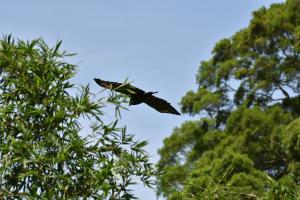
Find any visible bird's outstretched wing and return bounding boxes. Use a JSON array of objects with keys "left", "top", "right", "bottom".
[
  {"left": 94, "top": 78, "right": 145, "bottom": 96},
  {"left": 143, "top": 95, "right": 181, "bottom": 115}
]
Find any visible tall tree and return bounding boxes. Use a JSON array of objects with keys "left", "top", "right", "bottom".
[
  {"left": 157, "top": 0, "right": 300, "bottom": 199},
  {"left": 0, "top": 36, "right": 156, "bottom": 199}
]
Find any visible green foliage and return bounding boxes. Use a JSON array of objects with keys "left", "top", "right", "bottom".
[
  {"left": 283, "top": 118, "right": 300, "bottom": 161},
  {"left": 0, "top": 35, "right": 156, "bottom": 199},
  {"left": 181, "top": 0, "right": 300, "bottom": 125},
  {"left": 157, "top": 0, "right": 300, "bottom": 199}
]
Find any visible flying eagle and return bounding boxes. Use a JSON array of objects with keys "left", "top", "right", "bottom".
[{"left": 94, "top": 78, "right": 181, "bottom": 115}]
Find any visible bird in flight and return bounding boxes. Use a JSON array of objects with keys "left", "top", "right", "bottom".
[{"left": 94, "top": 78, "right": 181, "bottom": 115}]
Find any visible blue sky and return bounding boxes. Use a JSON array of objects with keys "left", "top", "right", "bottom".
[{"left": 1, "top": 1, "right": 284, "bottom": 199}]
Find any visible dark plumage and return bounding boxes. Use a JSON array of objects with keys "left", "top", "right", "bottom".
[{"left": 94, "top": 78, "right": 181, "bottom": 115}]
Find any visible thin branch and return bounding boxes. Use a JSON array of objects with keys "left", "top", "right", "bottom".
[{"left": 278, "top": 85, "right": 290, "bottom": 98}]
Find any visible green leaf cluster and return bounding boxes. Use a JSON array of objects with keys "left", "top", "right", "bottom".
[
  {"left": 0, "top": 35, "right": 156, "bottom": 199},
  {"left": 157, "top": 0, "right": 300, "bottom": 199}
]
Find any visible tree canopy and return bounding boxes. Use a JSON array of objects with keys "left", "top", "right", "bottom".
[
  {"left": 157, "top": 0, "right": 300, "bottom": 199},
  {"left": 0, "top": 36, "right": 156, "bottom": 199}
]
